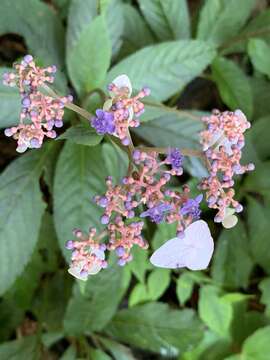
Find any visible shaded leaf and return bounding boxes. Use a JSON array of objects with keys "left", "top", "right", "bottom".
[
  {"left": 259, "top": 278, "right": 270, "bottom": 317},
  {"left": 212, "top": 57, "right": 253, "bottom": 118},
  {"left": 147, "top": 268, "right": 170, "bottom": 301},
  {"left": 64, "top": 265, "right": 126, "bottom": 335},
  {"left": 98, "top": 337, "right": 136, "bottom": 360},
  {"left": 107, "top": 40, "right": 216, "bottom": 101},
  {"left": 106, "top": 302, "right": 203, "bottom": 356},
  {"left": 138, "top": 0, "right": 190, "bottom": 41},
  {"left": 0, "top": 336, "right": 39, "bottom": 360},
  {"left": 0, "top": 68, "right": 20, "bottom": 128},
  {"left": 248, "top": 38, "right": 270, "bottom": 78},
  {"left": 241, "top": 326, "right": 270, "bottom": 360},
  {"left": 211, "top": 220, "right": 254, "bottom": 289},
  {"left": 57, "top": 124, "right": 103, "bottom": 146},
  {"left": 197, "top": 0, "right": 256, "bottom": 46},
  {"left": 0, "top": 148, "right": 50, "bottom": 295},
  {"left": 54, "top": 142, "right": 128, "bottom": 259}
]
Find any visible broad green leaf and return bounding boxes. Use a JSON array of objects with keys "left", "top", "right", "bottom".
[
  {"left": 67, "top": 14, "right": 111, "bottom": 96},
  {"left": 0, "top": 336, "right": 39, "bottom": 360},
  {"left": 241, "top": 9, "right": 270, "bottom": 45},
  {"left": 60, "top": 345, "right": 77, "bottom": 360},
  {"left": 119, "top": 4, "right": 154, "bottom": 58},
  {"left": 138, "top": 0, "right": 190, "bottom": 40},
  {"left": 0, "top": 299, "right": 23, "bottom": 342},
  {"left": 198, "top": 286, "right": 233, "bottom": 337},
  {"left": 102, "top": 142, "right": 129, "bottom": 184},
  {"left": 33, "top": 272, "right": 73, "bottom": 331},
  {"left": 89, "top": 348, "right": 112, "bottom": 360},
  {"left": 181, "top": 330, "right": 232, "bottom": 360},
  {"left": 248, "top": 39, "right": 270, "bottom": 78},
  {"left": 0, "top": 0, "right": 65, "bottom": 68},
  {"left": 176, "top": 272, "right": 195, "bottom": 305},
  {"left": 197, "top": 0, "right": 256, "bottom": 46},
  {"left": 129, "top": 283, "right": 149, "bottom": 307},
  {"left": 103, "top": 0, "right": 124, "bottom": 58},
  {"left": 211, "top": 220, "right": 254, "bottom": 289},
  {"left": 4, "top": 212, "right": 59, "bottom": 310},
  {"left": 57, "top": 124, "right": 103, "bottom": 146},
  {"left": 107, "top": 40, "right": 216, "bottom": 101},
  {"left": 127, "top": 246, "right": 150, "bottom": 283},
  {"left": 259, "top": 278, "right": 270, "bottom": 316},
  {"left": 133, "top": 111, "right": 203, "bottom": 149},
  {"left": 66, "top": 0, "right": 97, "bottom": 50},
  {"left": 53, "top": 0, "right": 71, "bottom": 19},
  {"left": 244, "top": 162, "right": 270, "bottom": 197},
  {"left": 242, "top": 326, "right": 270, "bottom": 360},
  {"left": 106, "top": 302, "right": 203, "bottom": 356},
  {"left": 247, "top": 197, "right": 270, "bottom": 273},
  {"left": 64, "top": 265, "right": 126, "bottom": 335},
  {"left": 0, "top": 68, "right": 20, "bottom": 128},
  {"left": 42, "top": 332, "right": 64, "bottom": 348},
  {"left": 0, "top": 148, "right": 50, "bottom": 295},
  {"left": 251, "top": 116, "right": 270, "bottom": 160},
  {"left": 98, "top": 337, "right": 136, "bottom": 360},
  {"left": 212, "top": 57, "right": 253, "bottom": 118},
  {"left": 54, "top": 142, "right": 128, "bottom": 259},
  {"left": 152, "top": 222, "right": 177, "bottom": 250},
  {"left": 147, "top": 268, "right": 170, "bottom": 301},
  {"left": 251, "top": 77, "right": 270, "bottom": 119}
]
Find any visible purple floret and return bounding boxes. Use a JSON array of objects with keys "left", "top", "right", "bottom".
[
  {"left": 140, "top": 203, "right": 172, "bottom": 223},
  {"left": 166, "top": 148, "right": 183, "bottom": 170},
  {"left": 91, "top": 109, "right": 115, "bottom": 135},
  {"left": 180, "top": 194, "right": 203, "bottom": 220}
]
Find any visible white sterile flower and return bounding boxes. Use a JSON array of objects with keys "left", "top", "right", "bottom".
[
  {"left": 222, "top": 208, "right": 238, "bottom": 229},
  {"left": 110, "top": 74, "right": 132, "bottom": 98}
]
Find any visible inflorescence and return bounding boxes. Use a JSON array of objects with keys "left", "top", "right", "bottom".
[
  {"left": 3, "top": 55, "right": 72, "bottom": 152},
  {"left": 2, "top": 56, "right": 255, "bottom": 280}
]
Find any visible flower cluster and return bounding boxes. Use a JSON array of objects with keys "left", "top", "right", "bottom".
[
  {"left": 91, "top": 75, "right": 150, "bottom": 145},
  {"left": 199, "top": 109, "right": 254, "bottom": 228},
  {"left": 3, "top": 55, "right": 72, "bottom": 152},
  {"left": 65, "top": 228, "right": 107, "bottom": 281}
]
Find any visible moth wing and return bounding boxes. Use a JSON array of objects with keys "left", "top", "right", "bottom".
[
  {"left": 150, "top": 237, "right": 189, "bottom": 269},
  {"left": 184, "top": 220, "right": 214, "bottom": 270}
]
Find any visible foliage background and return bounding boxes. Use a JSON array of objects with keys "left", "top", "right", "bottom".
[{"left": 0, "top": 0, "right": 270, "bottom": 359}]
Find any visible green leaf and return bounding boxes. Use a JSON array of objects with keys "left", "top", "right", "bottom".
[
  {"left": 103, "top": 0, "right": 124, "bottom": 58},
  {"left": 57, "top": 124, "right": 103, "bottom": 146},
  {"left": 134, "top": 111, "right": 203, "bottom": 149},
  {"left": 106, "top": 302, "right": 203, "bottom": 356},
  {"left": 251, "top": 77, "right": 270, "bottom": 119},
  {"left": 244, "top": 162, "right": 270, "bottom": 198},
  {"left": 0, "top": 0, "right": 65, "bottom": 68},
  {"left": 98, "top": 337, "right": 136, "bottom": 360},
  {"left": 107, "top": 40, "right": 216, "bottom": 101},
  {"left": 67, "top": 14, "right": 111, "bottom": 96},
  {"left": 0, "top": 68, "right": 20, "bottom": 128},
  {"left": 33, "top": 272, "right": 73, "bottom": 331},
  {"left": 197, "top": 0, "right": 256, "bottom": 46},
  {"left": 54, "top": 142, "right": 128, "bottom": 259},
  {"left": 127, "top": 246, "right": 150, "bottom": 283},
  {"left": 176, "top": 272, "right": 195, "bottom": 305},
  {"left": 152, "top": 222, "right": 177, "bottom": 250},
  {"left": 129, "top": 283, "right": 149, "bottom": 307},
  {"left": 89, "top": 348, "right": 112, "bottom": 360},
  {"left": 251, "top": 116, "right": 270, "bottom": 160},
  {"left": 119, "top": 4, "right": 154, "bottom": 58},
  {"left": 247, "top": 197, "right": 270, "bottom": 273},
  {"left": 198, "top": 286, "right": 233, "bottom": 337},
  {"left": 259, "top": 278, "right": 270, "bottom": 316},
  {"left": 0, "top": 336, "right": 40, "bottom": 360},
  {"left": 60, "top": 345, "right": 77, "bottom": 360},
  {"left": 211, "top": 220, "right": 254, "bottom": 289},
  {"left": 248, "top": 38, "right": 270, "bottom": 78},
  {"left": 212, "top": 57, "right": 253, "bottom": 118},
  {"left": 0, "top": 148, "right": 50, "bottom": 295},
  {"left": 138, "top": 0, "right": 190, "bottom": 41},
  {"left": 147, "top": 268, "right": 170, "bottom": 301},
  {"left": 4, "top": 212, "right": 59, "bottom": 310},
  {"left": 64, "top": 265, "right": 126, "bottom": 335},
  {"left": 241, "top": 326, "right": 270, "bottom": 360}
]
